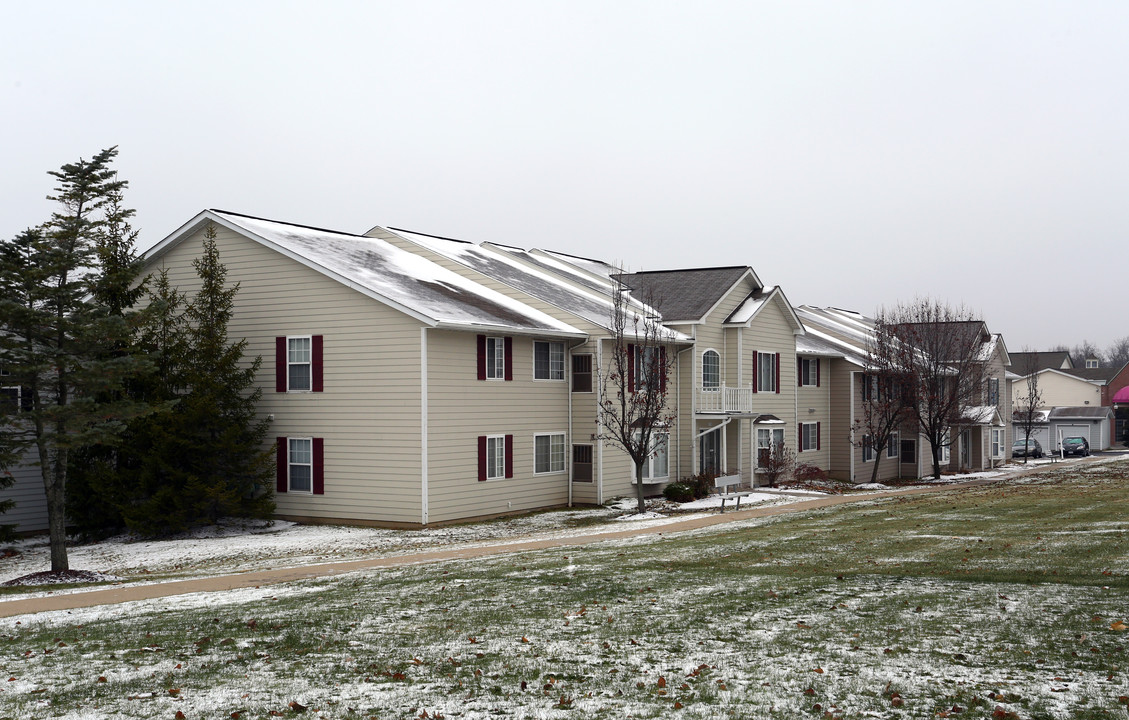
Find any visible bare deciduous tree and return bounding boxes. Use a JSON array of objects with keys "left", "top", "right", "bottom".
[
  {"left": 1105, "top": 336, "right": 1129, "bottom": 370},
  {"left": 760, "top": 439, "right": 796, "bottom": 488},
  {"left": 875, "top": 299, "right": 994, "bottom": 479},
  {"left": 853, "top": 325, "right": 913, "bottom": 483},
  {"left": 597, "top": 277, "right": 676, "bottom": 514},
  {"left": 1012, "top": 348, "right": 1044, "bottom": 464}
]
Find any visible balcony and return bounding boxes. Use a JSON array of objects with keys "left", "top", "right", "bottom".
[{"left": 697, "top": 385, "right": 756, "bottom": 414}]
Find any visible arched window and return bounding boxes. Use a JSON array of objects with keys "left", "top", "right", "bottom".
[{"left": 702, "top": 350, "right": 720, "bottom": 389}]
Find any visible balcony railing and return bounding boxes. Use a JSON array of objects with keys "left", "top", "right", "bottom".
[{"left": 697, "top": 385, "right": 756, "bottom": 413}]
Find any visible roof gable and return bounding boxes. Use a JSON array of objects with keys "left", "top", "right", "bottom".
[{"left": 614, "top": 266, "right": 760, "bottom": 322}]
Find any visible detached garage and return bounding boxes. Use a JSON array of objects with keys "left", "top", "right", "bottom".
[{"left": 1048, "top": 407, "right": 1113, "bottom": 452}]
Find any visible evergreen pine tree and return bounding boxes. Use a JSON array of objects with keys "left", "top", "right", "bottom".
[
  {"left": 117, "top": 225, "right": 274, "bottom": 535},
  {"left": 0, "top": 148, "right": 152, "bottom": 570}
]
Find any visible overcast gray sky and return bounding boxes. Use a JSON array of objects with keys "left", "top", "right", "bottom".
[{"left": 3, "top": 1, "right": 1126, "bottom": 352}]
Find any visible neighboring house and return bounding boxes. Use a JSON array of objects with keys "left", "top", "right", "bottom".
[
  {"left": 1009, "top": 351, "right": 1074, "bottom": 373},
  {"left": 794, "top": 307, "right": 1012, "bottom": 480},
  {"left": 1013, "top": 407, "right": 1114, "bottom": 453},
  {"left": 1012, "top": 361, "right": 1129, "bottom": 446},
  {"left": 0, "top": 372, "right": 48, "bottom": 534}
]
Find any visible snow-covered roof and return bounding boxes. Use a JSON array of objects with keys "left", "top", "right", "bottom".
[
  {"left": 145, "top": 211, "right": 585, "bottom": 337},
  {"left": 960, "top": 405, "right": 1005, "bottom": 426},
  {"left": 385, "top": 227, "right": 629, "bottom": 330}
]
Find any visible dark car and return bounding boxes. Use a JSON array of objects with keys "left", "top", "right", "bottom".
[
  {"left": 1061, "top": 436, "right": 1090, "bottom": 457},
  {"left": 1012, "top": 438, "right": 1043, "bottom": 458}
]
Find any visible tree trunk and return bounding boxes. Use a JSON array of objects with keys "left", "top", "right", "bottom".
[
  {"left": 870, "top": 453, "right": 882, "bottom": 484},
  {"left": 635, "top": 461, "right": 646, "bottom": 514},
  {"left": 42, "top": 444, "right": 70, "bottom": 572},
  {"left": 930, "top": 443, "right": 942, "bottom": 480}
]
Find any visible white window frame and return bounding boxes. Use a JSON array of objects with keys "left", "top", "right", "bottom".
[
  {"left": 757, "top": 427, "right": 785, "bottom": 467},
  {"left": 287, "top": 336, "right": 312, "bottom": 392},
  {"left": 631, "top": 430, "right": 669, "bottom": 480},
  {"left": 288, "top": 437, "right": 314, "bottom": 493},
  {"left": 862, "top": 434, "right": 874, "bottom": 462},
  {"left": 486, "top": 337, "right": 505, "bottom": 380},
  {"left": 486, "top": 435, "right": 506, "bottom": 479},
  {"left": 887, "top": 432, "right": 899, "bottom": 459},
  {"left": 534, "top": 432, "right": 567, "bottom": 474},
  {"left": 757, "top": 352, "right": 776, "bottom": 392},
  {"left": 939, "top": 430, "right": 951, "bottom": 464},
  {"left": 799, "top": 358, "right": 818, "bottom": 387},
  {"left": 635, "top": 346, "right": 661, "bottom": 392},
  {"left": 800, "top": 422, "right": 818, "bottom": 452},
  {"left": 702, "top": 349, "right": 720, "bottom": 390},
  {"left": 990, "top": 428, "right": 1004, "bottom": 459},
  {"left": 987, "top": 377, "right": 1000, "bottom": 406},
  {"left": 533, "top": 341, "right": 565, "bottom": 381}
]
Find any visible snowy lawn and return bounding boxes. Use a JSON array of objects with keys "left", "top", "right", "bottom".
[{"left": 1, "top": 459, "right": 1127, "bottom": 718}]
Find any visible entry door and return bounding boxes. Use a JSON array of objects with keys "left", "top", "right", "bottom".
[
  {"left": 700, "top": 429, "right": 721, "bottom": 474},
  {"left": 900, "top": 438, "right": 916, "bottom": 465},
  {"left": 960, "top": 429, "right": 971, "bottom": 467}
]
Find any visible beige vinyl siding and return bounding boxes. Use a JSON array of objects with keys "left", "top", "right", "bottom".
[
  {"left": 145, "top": 225, "right": 424, "bottom": 525},
  {"left": 426, "top": 330, "right": 572, "bottom": 523},
  {"left": 827, "top": 360, "right": 856, "bottom": 481},
  {"left": 1015, "top": 371, "right": 1102, "bottom": 408},
  {"left": 0, "top": 448, "right": 48, "bottom": 533},
  {"left": 568, "top": 340, "right": 601, "bottom": 505},
  {"left": 741, "top": 299, "right": 798, "bottom": 486},
  {"left": 796, "top": 357, "right": 832, "bottom": 471}
]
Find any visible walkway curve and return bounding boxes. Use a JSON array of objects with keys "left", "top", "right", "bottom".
[{"left": 0, "top": 462, "right": 1081, "bottom": 618}]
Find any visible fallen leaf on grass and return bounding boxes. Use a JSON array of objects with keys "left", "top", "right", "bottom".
[
  {"left": 289, "top": 700, "right": 307, "bottom": 712},
  {"left": 1111, "top": 621, "right": 1127, "bottom": 632},
  {"left": 813, "top": 668, "right": 824, "bottom": 674}
]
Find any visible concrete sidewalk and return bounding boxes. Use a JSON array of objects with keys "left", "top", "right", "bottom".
[{"left": 0, "top": 472, "right": 1036, "bottom": 619}]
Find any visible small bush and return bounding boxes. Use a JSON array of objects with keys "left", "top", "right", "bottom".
[
  {"left": 794, "top": 464, "right": 828, "bottom": 483},
  {"left": 662, "top": 482, "right": 696, "bottom": 503},
  {"left": 685, "top": 472, "right": 716, "bottom": 499}
]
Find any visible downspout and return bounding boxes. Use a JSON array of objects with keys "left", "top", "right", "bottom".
[
  {"left": 849, "top": 370, "right": 856, "bottom": 483},
  {"left": 420, "top": 327, "right": 429, "bottom": 525},
  {"left": 596, "top": 336, "right": 605, "bottom": 505},
  {"left": 566, "top": 337, "right": 589, "bottom": 508}
]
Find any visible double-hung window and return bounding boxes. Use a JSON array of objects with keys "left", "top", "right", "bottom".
[
  {"left": 862, "top": 434, "right": 874, "bottom": 462},
  {"left": 534, "top": 433, "right": 566, "bottom": 474},
  {"left": 634, "top": 346, "right": 661, "bottom": 392},
  {"left": 800, "top": 422, "right": 820, "bottom": 452},
  {"left": 799, "top": 358, "right": 820, "bottom": 387},
  {"left": 887, "top": 432, "right": 899, "bottom": 459},
  {"left": 987, "top": 377, "right": 1000, "bottom": 406},
  {"left": 276, "top": 335, "right": 323, "bottom": 392},
  {"left": 276, "top": 435, "right": 324, "bottom": 494},
  {"left": 990, "top": 428, "right": 1004, "bottom": 459},
  {"left": 754, "top": 351, "right": 778, "bottom": 393},
  {"left": 477, "top": 335, "right": 512, "bottom": 381},
  {"left": 571, "top": 354, "right": 593, "bottom": 392},
  {"left": 478, "top": 434, "right": 513, "bottom": 480},
  {"left": 534, "top": 341, "right": 565, "bottom": 380}
]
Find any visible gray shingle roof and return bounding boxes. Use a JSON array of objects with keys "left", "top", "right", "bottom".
[
  {"left": 1062, "top": 367, "right": 1120, "bottom": 383},
  {"left": 614, "top": 267, "right": 753, "bottom": 322},
  {"left": 1011, "top": 351, "right": 1073, "bottom": 373},
  {"left": 1048, "top": 406, "right": 1114, "bottom": 419}
]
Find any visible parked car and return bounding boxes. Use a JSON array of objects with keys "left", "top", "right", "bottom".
[
  {"left": 1061, "top": 436, "right": 1090, "bottom": 457},
  {"left": 1012, "top": 438, "right": 1043, "bottom": 458}
]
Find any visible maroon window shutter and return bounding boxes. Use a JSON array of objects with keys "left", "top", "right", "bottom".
[
  {"left": 775, "top": 353, "right": 781, "bottom": 394},
  {"left": 276, "top": 437, "right": 288, "bottom": 493},
  {"left": 627, "top": 344, "right": 636, "bottom": 393},
  {"left": 312, "top": 437, "right": 324, "bottom": 495},
  {"left": 659, "top": 347, "right": 667, "bottom": 393},
  {"left": 477, "top": 335, "right": 486, "bottom": 381},
  {"left": 312, "top": 335, "right": 324, "bottom": 392},
  {"left": 817, "top": 422, "right": 822, "bottom": 450},
  {"left": 505, "top": 434, "right": 514, "bottom": 478},
  {"left": 752, "top": 351, "right": 759, "bottom": 393},
  {"left": 275, "top": 337, "right": 287, "bottom": 392},
  {"left": 798, "top": 423, "right": 802, "bottom": 447},
  {"left": 816, "top": 359, "right": 821, "bottom": 387},
  {"left": 504, "top": 337, "right": 513, "bottom": 381},
  {"left": 478, "top": 436, "right": 487, "bottom": 481}
]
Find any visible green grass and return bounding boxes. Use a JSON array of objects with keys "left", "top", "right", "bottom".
[{"left": 2, "top": 461, "right": 1128, "bottom": 719}]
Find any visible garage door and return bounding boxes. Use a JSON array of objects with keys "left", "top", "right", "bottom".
[
  {"left": 1056, "top": 424, "right": 1089, "bottom": 448},
  {"left": 1013, "top": 426, "right": 1049, "bottom": 454}
]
